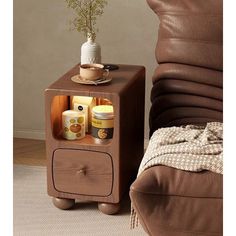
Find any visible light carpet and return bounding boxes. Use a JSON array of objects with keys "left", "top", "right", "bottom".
[{"left": 13, "top": 165, "right": 146, "bottom": 236}]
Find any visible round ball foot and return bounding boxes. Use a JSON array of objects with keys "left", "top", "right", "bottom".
[
  {"left": 98, "top": 202, "right": 120, "bottom": 215},
  {"left": 52, "top": 197, "right": 75, "bottom": 210}
]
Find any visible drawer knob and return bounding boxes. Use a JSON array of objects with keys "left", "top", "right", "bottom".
[{"left": 77, "top": 169, "right": 86, "bottom": 175}]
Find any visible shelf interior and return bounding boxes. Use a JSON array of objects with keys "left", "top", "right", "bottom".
[{"left": 50, "top": 95, "right": 114, "bottom": 144}]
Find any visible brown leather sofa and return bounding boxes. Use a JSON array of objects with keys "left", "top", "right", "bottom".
[{"left": 130, "top": 0, "right": 223, "bottom": 235}]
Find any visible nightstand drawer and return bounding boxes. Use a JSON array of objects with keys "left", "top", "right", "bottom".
[{"left": 52, "top": 149, "right": 113, "bottom": 196}]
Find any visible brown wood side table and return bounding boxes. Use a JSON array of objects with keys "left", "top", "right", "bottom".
[{"left": 45, "top": 64, "right": 145, "bottom": 214}]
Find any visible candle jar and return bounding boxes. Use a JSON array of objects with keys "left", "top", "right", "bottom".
[
  {"left": 91, "top": 105, "right": 114, "bottom": 143},
  {"left": 62, "top": 110, "right": 85, "bottom": 140}
]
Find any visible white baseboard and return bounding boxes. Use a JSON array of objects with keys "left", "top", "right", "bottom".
[
  {"left": 14, "top": 129, "right": 45, "bottom": 140},
  {"left": 144, "top": 138, "right": 149, "bottom": 149}
]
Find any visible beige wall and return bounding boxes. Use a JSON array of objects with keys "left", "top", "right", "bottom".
[{"left": 14, "top": 0, "right": 158, "bottom": 140}]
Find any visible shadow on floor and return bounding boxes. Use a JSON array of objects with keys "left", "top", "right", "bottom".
[{"left": 71, "top": 192, "right": 132, "bottom": 215}]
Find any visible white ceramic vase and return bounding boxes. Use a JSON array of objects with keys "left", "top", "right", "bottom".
[{"left": 81, "top": 37, "right": 101, "bottom": 64}]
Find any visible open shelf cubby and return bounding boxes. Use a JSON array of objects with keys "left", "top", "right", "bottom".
[{"left": 50, "top": 95, "right": 114, "bottom": 146}]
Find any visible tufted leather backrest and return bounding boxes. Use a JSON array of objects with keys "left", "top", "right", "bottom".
[
  {"left": 147, "top": 0, "right": 223, "bottom": 136},
  {"left": 147, "top": 0, "right": 223, "bottom": 70}
]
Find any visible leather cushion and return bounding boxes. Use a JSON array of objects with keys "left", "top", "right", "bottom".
[
  {"left": 130, "top": 190, "right": 223, "bottom": 236},
  {"left": 130, "top": 166, "right": 223, "bottom": 235},
  {"left": 149, "top": 107, "right": 222, "bottom": 135},
  {"left": 131, "top": 166, "right": 222, "bottom": 198},
  {"left": 151, "top": 79, "right": 223, "bottom": 101},
  {"left": 147, "top": 0, "right": 223, "bottom": 70},
  {"left": 150, "top": 94, "right": 223, "bottom": 117},
  {"left": 152, "top": 63, "right": 223, "bottom": 88}
]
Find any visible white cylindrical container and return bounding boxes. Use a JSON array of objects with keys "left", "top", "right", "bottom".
[
  {"left": 81, "top": 37, "right": 101, "bottom": 64},
  {"left": 62, "top": 110, "right": 85, "bottom": 140}
]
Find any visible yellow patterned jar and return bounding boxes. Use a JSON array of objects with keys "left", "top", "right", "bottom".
[
  {"left": 92, "top": 105, "right": 114, "bottom": 143},
  {"left": 62, "top": 110, "right": 85, "bottom": 140}
]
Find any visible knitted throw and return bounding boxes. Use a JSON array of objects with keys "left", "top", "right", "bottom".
[{"left": 131, "top": 122, "right": 223, "bottom": 228}]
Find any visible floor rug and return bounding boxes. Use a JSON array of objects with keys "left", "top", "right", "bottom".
[{"left": 13, "top": 165, "right": 146, "bottom": 235}]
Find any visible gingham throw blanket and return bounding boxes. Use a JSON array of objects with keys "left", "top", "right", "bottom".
[{"left": 131, "top": 122, "right": 223, "bottom": 228}]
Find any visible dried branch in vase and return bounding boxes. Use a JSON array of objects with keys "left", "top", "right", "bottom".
[{"left": 66, "top": 0, "right": 108, "bottom": 41}]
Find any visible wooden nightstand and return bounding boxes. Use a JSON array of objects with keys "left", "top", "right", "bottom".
[{"left": 45, "top": 64, "right": 145, "bottom": 214}]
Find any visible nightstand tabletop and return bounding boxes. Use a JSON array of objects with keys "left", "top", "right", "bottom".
[{"left": 46, "top": 64, "right": 145, "bottom": 96}]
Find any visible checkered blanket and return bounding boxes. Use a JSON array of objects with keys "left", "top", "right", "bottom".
[{"left": 131, "top": 122, "right": 223, "bottom": 228}]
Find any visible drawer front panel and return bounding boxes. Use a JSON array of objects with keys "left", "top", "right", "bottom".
[{"left": 53, "top": 149, "right": 113, "bottom": 196}]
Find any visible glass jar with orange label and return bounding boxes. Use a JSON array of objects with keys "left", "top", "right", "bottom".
[{"left": 91, "top": 105, "right": 114, "bottom": 143}]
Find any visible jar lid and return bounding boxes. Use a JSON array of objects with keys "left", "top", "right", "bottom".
[
  {"left": 92, "top": 105, "right": 114, "bottom": 119},
  {"left": 62, "top": 110, "right": 81, "bottom": 117}
]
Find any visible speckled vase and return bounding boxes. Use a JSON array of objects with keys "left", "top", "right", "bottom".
[{"left": 81, "top": 37, "right": 101, "bottom": 64}]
